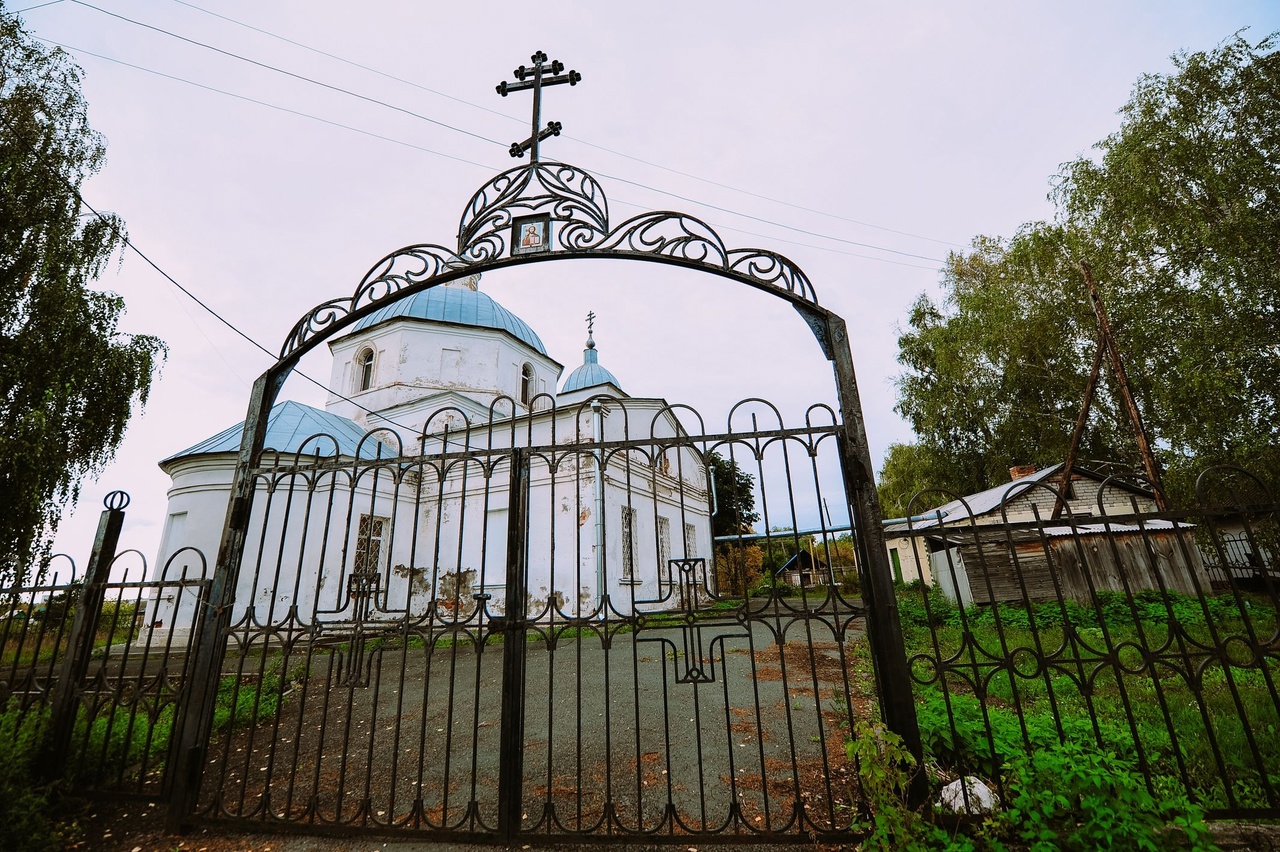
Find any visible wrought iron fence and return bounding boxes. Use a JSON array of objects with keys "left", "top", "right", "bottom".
[
  {"left": 0, "top": 494, "right": 209, "bottom": 800},
  {"left": 894, "top": 466, "right": 1280, "bottom": 819}
]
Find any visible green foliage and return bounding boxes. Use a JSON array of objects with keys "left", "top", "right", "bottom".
[
  {"left": 888, "top": 32, "right": 1280, "bottom": 503},
  {"left": 213, "top": 670, "right": 282, "bottom": 731},
  {"left": 1003, "top": 741, "right": 1215, "bottom": 851},
  {"left": 894, "top": 581, "right": 957, "bottom": 632},
  {"left": 847, "top": 720, "right": 1217, "bottom": 851},
  {"left": 846, "top": 721, "right": 982, "bottom": 851},
  {"left": 917, "top": 690, "right": 1137, "bottom": 779},
  {"left": 71, "top": 702, "right": 174, "bottom": 782},
  {"left": 707, "top": 451, "right": 760, "bottom": 537},
  {"left": 0, "top": 10, "right": 165, "bottom": 584},
  {"left": 0, "top": 704, "right": 60, "bottom": 852}
]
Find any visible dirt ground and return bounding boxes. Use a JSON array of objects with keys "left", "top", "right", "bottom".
[{"left": 61, "top": 795, "right": 839, "bottom": 852}]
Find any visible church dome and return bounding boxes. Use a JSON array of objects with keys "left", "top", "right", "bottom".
[
  {"left": 351, "top": 277, "right": 547, "bottom": 355},
  {"left": 562, "top": 329, "right": 622, "bottom": 393}
]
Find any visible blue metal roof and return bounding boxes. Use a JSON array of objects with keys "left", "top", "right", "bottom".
[
  {"left": 351, "top": 286, "right": 547, "bottom": 355},
  {"left": 162, "top": 401, "right": 391, "bottom": 464},
  {"left": 562, "top": 345, "right": 622, "bottom": 393}
]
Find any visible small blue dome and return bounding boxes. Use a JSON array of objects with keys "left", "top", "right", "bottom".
[
  {"left": 563, "top": 341, "right": 622, "bottom": 393},
  {"left": 351, "top": 284, "right": 546, "bottom": 355}
]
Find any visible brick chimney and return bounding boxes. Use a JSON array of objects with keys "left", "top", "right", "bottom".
[{"left": 1009, "top": 464, "right": 1037, "bottom": 481}]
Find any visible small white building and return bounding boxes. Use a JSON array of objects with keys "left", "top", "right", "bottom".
[{"left": 148, "top": 276, "right": 713, "bottom": 631}]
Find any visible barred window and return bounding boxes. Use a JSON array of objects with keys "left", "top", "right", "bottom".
[
  {"left": 621, "top": 506, "right": 636, "bottom": 580},
  {"left": 657, "top": 516, "right": 671, "bottom": 580},
  {"left": 353, "top": 514, "right": 388, "bottom": 574},
  {"left": 684, "top": 522, "right": 697, "bottom": 558}
]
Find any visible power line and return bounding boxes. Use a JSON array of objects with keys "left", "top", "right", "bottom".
[
  {"left": 71, "top": 0, "right": 957, "bottom": 258},
  {"left": 46, "top": 37, "right": 946, "bottom": 271},
  {"left": 0, "top": 112, "right": 421, "bottom": 434},
  {"left": 10, "top": 0, "right": 66, "bottom": 13},
  {"left": 37, "top": 38, "right": 498, "bottom": 173},
  {"left": 67, "top": 0, "right": 508, "bottom": 150},
  {"left": 596, "top": 170, "right": 946, "bottom": 263},
  {"left": 166, "top": 0, "right": 962, "bottom": 250},
  {"left": 167, "top": 0, "right": 521, "bottom": 126}
]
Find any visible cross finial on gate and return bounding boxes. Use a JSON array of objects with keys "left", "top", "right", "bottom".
[{"left": 496, "top": 50, "right": 581, "bottom": 163}]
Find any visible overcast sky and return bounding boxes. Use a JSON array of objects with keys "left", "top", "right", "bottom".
[{"left": 9, "top": 0, "right": 1278, "bottom": 567}]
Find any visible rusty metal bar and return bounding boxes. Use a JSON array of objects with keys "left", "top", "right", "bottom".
[
  {"left": 825, "top": 312, "right": 926, "bottom": 803},
  {"left": 166, "top": 369, "right": 287, "bottom": 832},
  {"left": 44, "top": 492, "right": 127, "bottom": 779},
  {"left": 497, "top": 448, "right": 530, "bottom": 839}
]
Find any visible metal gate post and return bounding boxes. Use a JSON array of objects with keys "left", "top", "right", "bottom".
[
  {"left": 825, "top": 314, "right": 925, "bottom": 798},
  {"left": 166, "top": 371, "right": 284, "bottom": 831},
  {"left": 45, "top": 491, "right": 128, "bottom": 779},
  {"left": 497, "top": 448, "right": 530, "bottom": 839}
]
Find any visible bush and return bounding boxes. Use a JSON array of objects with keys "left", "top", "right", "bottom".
[
  {"left": 0, "top": 703, "right": 60, "bottom": 852},
  {"left": 1002, "top": 740, "right": 1215, "bottom": 851},
  {"left": 846, "top": 721, "right": 1217, "bottom": 851},
  {"left": 895, "top": 581, "right": 956, "bottom": 630}
]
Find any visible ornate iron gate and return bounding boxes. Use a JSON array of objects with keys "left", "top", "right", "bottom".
[
  {"left": 187, "top": 400, "right": 878, "bottom": 842},
  {"left": 167, "top": 51, "right": 916, "bottom": 844}
]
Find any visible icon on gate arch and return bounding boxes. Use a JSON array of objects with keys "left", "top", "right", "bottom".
[{"left": 511, "top": 214, "right": 551, "bottom": 255}]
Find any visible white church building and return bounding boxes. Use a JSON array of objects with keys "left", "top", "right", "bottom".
[{"left": 147, "top": 275, "right": 713, "bottom": 632}]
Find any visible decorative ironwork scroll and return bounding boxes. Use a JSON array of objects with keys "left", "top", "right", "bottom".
[{"left": 277, "top": 160, "right": 820, "bottom": 363}]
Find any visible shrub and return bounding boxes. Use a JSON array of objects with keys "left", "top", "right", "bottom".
[
  {"left": 1002, "top": 740, "right": 1215, "bottom": 851},
  {"left": 0, "top": 703, "right": 60, "bottom": 852}
]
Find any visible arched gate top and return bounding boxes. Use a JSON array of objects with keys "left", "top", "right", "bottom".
[{"left": 278, "top": 160, "right": 831, "bottom": 371}]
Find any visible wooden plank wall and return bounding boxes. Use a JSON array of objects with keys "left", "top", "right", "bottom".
[{"left": 963, "top": 531, "right": 1209, "bottom": 605}]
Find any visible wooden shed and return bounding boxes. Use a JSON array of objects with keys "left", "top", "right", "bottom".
[{"left": 932, "top": 521, "right": 1209, "bottom": 607}]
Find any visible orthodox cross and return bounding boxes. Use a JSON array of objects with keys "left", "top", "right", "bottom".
[
  {"left": 586, "top": 310, "right": 595, "bottom": 337},
  {"left": 496, "top": 51, "right": 581, "bottom": 162}
]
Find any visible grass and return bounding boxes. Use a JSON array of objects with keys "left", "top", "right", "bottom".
[{"left": 895, "top": 581, "right": 1280, "bottom": 811}]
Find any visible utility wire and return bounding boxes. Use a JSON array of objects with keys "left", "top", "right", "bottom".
[
  {"left": 167, "top": 0, "right": 963, "bottom": 250},
  {"left": 11, "top": 0, "right": 66, "bottom": 13},
  {"left": 167, "top": 0, "right": 521, "bottom": 125},
  {"left": 64, "top": 0, "right": 950, "bottom": 262},
  {"left": 38, "top": 39, "right": 498, "bottom": 173},
  {"left": 595, "top": 169, "right": 946, "bottom": 263},
  {"left": 44, "top": 37, "right": 946, "bottom": 271},
  {"left": 67, "top": 0, "right": 508, "bottom": 149},
  {"left": 0, "top": 112, "right": 421, "bottom": 434}
]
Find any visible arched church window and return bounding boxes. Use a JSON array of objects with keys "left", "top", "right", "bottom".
[
  {"left": 357, "top": 348, "right": 375, "bottom": 391},
  {"left": 521, "top": 363, "right": 535, "bottom": 405}
]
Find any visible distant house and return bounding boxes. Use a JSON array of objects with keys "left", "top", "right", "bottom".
[
  {"left": 775, "top": 550, "right": 828, "bottom": 589},
  {"left": 883, "top": 464, "right": 1209, "bottom": 607}
]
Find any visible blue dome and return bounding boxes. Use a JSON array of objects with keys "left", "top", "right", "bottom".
[
  {"left": 351, "top": 285, "right": 546, "bottom": 355},
  {"left": 563, "top": 344, "right": 622, "bottom": 393}
]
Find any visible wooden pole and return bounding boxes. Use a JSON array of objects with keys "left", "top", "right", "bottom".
[
  {"left": 1079, "top": 261, "right": 1169, "bottom": 510},
  {"left": 1053, "top": 335, "right": 1104, "bottom": 519}
]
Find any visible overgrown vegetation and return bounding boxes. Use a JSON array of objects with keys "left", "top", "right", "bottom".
[
  {"left": 0, "top": 705, "right": 60, "bottom": 852},
  {"left": 894, "top": 581, "right": 1280, "bottom": 813},
  {"left": 847, "top": 720, "right": 1217, "bottom": 851},
  {"left": 0, "top": 663, "right": 288, "bottom": 851}
]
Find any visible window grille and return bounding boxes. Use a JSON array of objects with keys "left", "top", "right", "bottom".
[
  {"left": 353, "top": 514, "right": 388, "bottom": 574},
  {"left": 621, "top": 507, "right": 636, "bottom": 580}
]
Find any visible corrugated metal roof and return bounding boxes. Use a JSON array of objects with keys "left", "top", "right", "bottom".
[
  {"left": 161, "top": 400, "right": 389, "bottom": 464},
  {"left": 350, "top": 286, "right": 547, "bottom": 354},
  {"left": 883, "top": 463, "right": 1156, "bottom": 534},
  {"left": 884, "top": 465, "right": 1067, "bottom": 534},
  {"left": 562, "top": 344, "right": 622, "bottom": 393}
]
